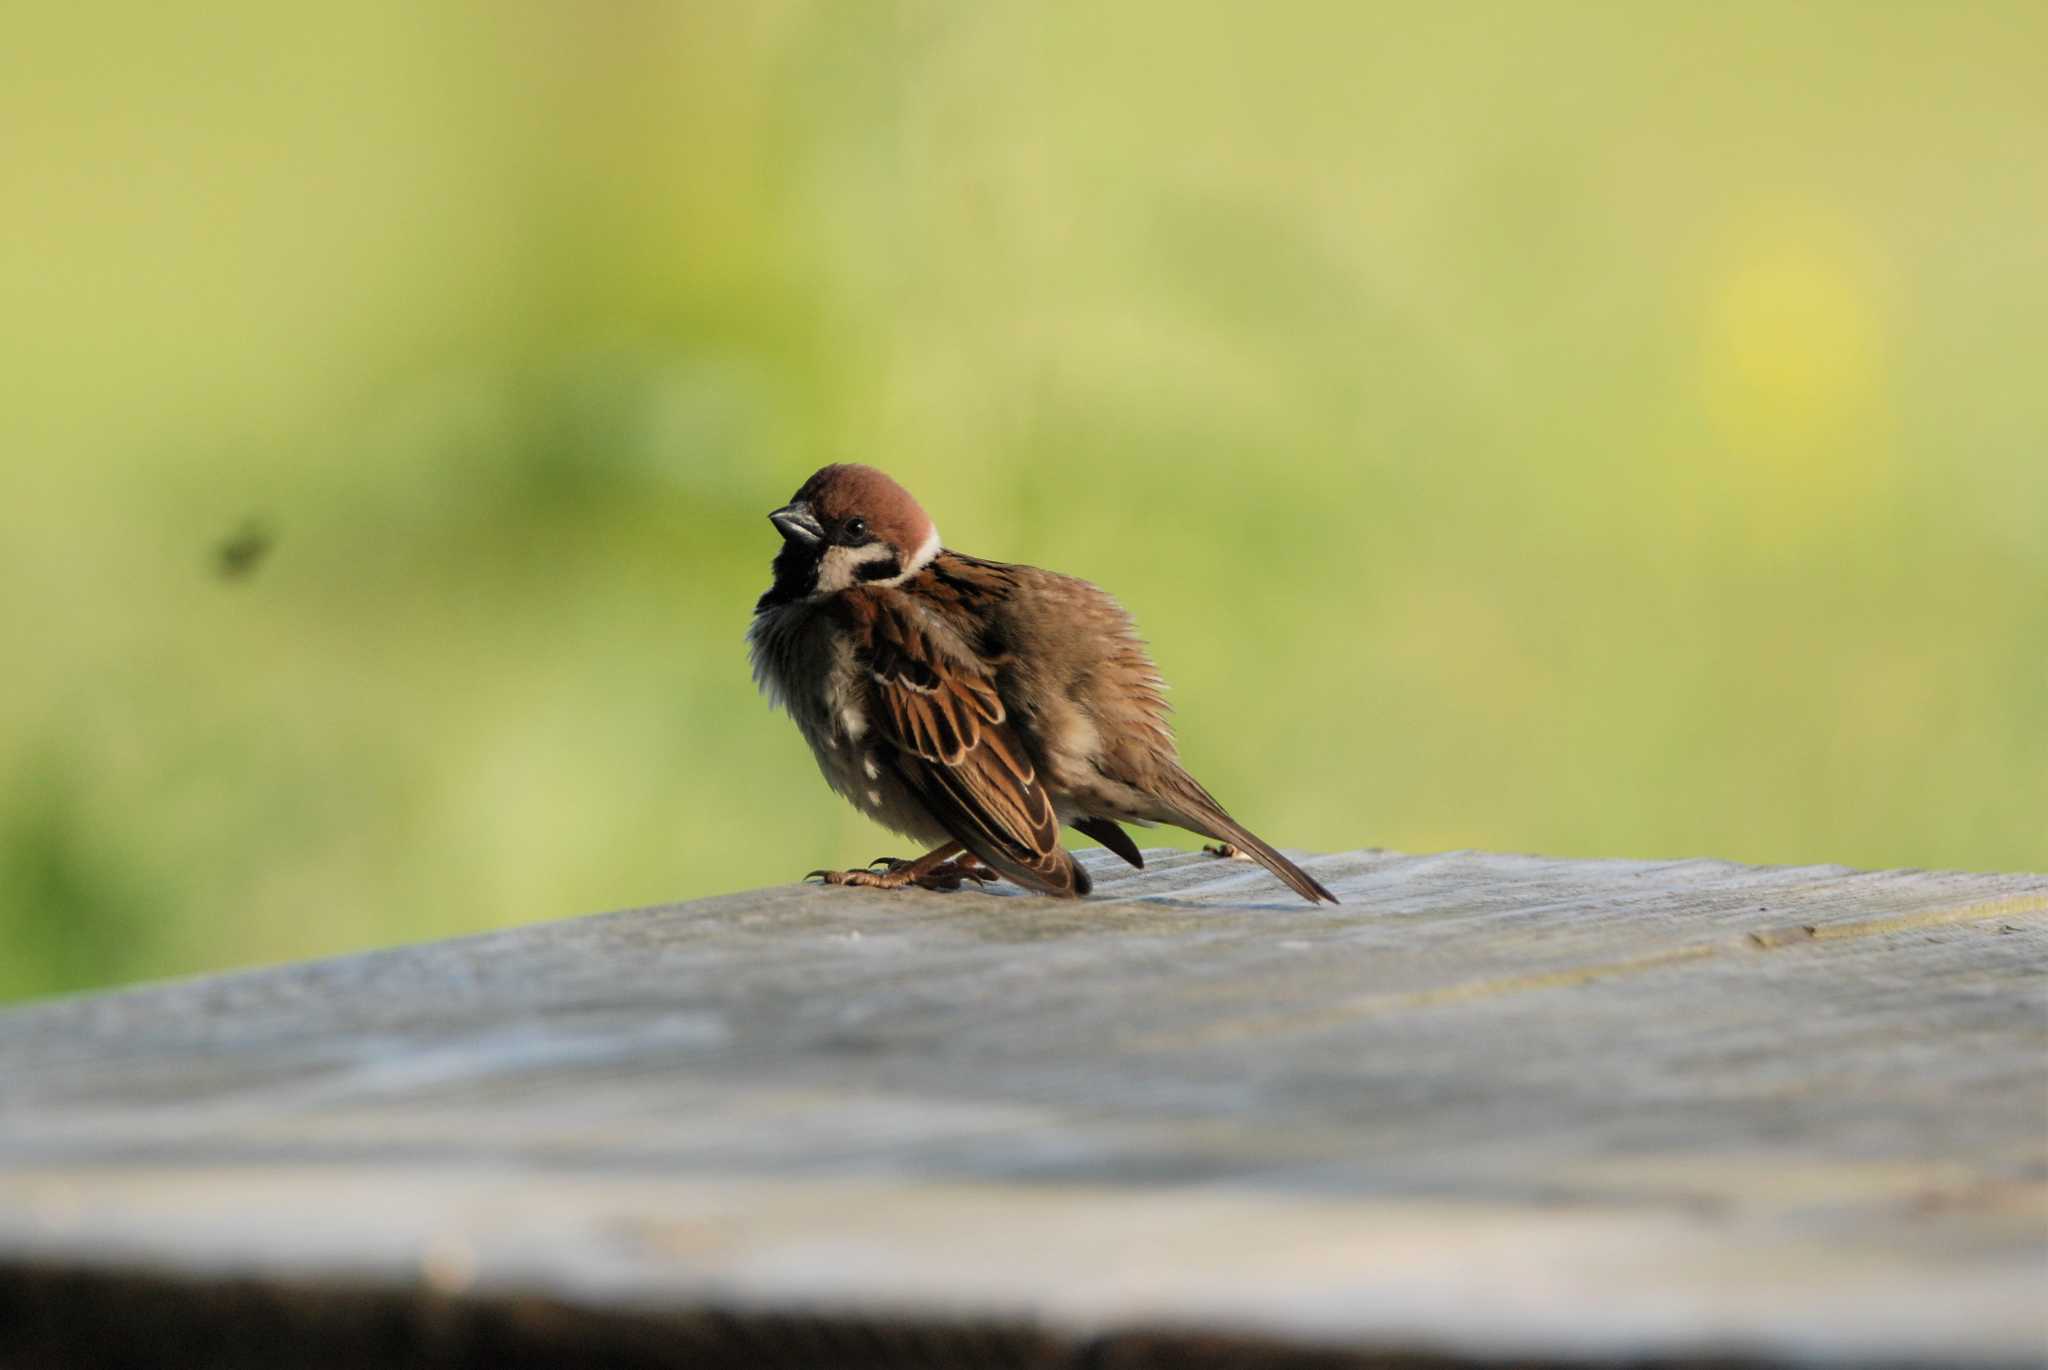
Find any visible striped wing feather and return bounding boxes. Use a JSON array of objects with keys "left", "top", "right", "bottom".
[{"left": 864, "top": 598, "right": 1088, "bottom": 898}]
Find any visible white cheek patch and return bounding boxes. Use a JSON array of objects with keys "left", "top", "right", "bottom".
[
  {"left": 815, "top": 546, "right": 855, "bottom": 593},
  {"left": 855, "top": 524, "right": 942, "bottom": 590},
  {"left": 906, "top": 524, "right": 941, "bottom": 574},
  {"left": 814, "top": 525, "right": 940, "bottom": 593},
  {"left": 818, "top": 542, "right": 902, "bottom": 593}
]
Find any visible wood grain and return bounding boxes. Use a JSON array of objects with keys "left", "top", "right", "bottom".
[{"left": 1, "top": 849, "right": 2043, "bottom": 1366}]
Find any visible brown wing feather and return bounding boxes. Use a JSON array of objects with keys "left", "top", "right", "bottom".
[
  {"left": 1073, "top": 816, "right": 1144, "bottom": 869},
  {"left": 856, "top": 592, "right": 1088, "bottom": 898},
  {"left": 1157, "top": 765, "right": 1338, "bottom": 905}
]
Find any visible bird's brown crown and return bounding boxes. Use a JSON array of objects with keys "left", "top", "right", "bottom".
[{"left": 794, "top": 463, "right": 935, "bottom": 555}]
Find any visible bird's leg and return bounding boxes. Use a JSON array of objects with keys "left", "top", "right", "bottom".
[
  {"left": 868, "top": 849, "right": 996, "bottom": 882},
  {"left": 807, "top": 842, "right": 996, "bottom": 892},
  {"left": 1204, "top": 841, "right": 1253, "bottom": 861},
  {"left": 870, "top": 851, "right": 999, "bottom": 891}
]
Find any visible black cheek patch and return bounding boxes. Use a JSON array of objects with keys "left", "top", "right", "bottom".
[{"left": 855, "top": 556, "right": 903, "bottom": 583}]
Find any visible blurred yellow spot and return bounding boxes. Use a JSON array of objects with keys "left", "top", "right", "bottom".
[{"left": 1697, "top": 209, "right": 1890, "bottom": 504}]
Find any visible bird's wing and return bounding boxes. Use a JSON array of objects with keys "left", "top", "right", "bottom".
[
  {"left": 854, "top": 592, "right": 1088, "bottom": 898},
  {"left": 1072, "top": 816, "right": 1144, "bottom": 869}
]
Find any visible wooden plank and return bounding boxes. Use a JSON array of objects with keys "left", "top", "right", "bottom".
[{"left": 1, "top": 849, "right": 2044, "bottom": 1367}]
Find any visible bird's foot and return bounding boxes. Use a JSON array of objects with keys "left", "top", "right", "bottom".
[
  {"left": 806, "top": 855, "right": 997, "bottom": 892},
  {"left": 1203, "top": 842, "right": 1253, "bottom": 861}
]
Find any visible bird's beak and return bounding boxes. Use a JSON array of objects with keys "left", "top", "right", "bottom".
[{"left": 769, "top": 501, "right": 824, "bottom": 545}]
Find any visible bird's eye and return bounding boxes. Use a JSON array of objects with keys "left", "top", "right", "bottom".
[{"left": 843, "top": 517, "right": 868, "bottom": 541}]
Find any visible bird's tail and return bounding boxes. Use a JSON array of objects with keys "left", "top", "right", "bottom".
[{"left": 1158, "top": 768, "right": 1338, "bottom": 905}]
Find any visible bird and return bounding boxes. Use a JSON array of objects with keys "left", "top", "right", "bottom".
[{"left": 748, "top": 463, "right": 1338, "bottom": 905}]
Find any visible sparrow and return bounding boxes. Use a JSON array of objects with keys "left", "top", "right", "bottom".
[{"left": 748, "top": 463, "right": 1337, "bottom": 904}]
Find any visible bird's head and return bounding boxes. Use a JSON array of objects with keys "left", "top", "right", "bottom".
[{"left": 763, "top": 463, "right": 941, "bottom": 603}]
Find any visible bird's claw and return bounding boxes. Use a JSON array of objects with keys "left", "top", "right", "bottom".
[
  {"left": 921, "top": 859, "right": 998, "bottom": 891},
  {"left": 806, "top": 857, "right": 997, "bottom": 892},
  {"left": 1204, "top": 842, "right": 1252, "bottom": 861}
]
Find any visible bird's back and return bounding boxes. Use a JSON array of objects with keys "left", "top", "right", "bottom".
[{"left": 910, "top": 551, "right": 1180, "bottom": 817}]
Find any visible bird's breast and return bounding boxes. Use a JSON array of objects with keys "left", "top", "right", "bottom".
[{"left": 749, "top": 601, "right": 947, "bottom": 844}]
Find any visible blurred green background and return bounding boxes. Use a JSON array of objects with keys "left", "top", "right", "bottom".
[{"left": 3, "top": 3, "right": 2043, "bottom": 1002}]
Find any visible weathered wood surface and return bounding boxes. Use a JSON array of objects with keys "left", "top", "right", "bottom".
[{"left": 1, "top": 849, "right": 2044, "bottom": 1367}]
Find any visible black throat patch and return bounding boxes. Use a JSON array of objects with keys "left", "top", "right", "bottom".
[{"left": 756, "top": 541, "right": 821, "bottom": 612}]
